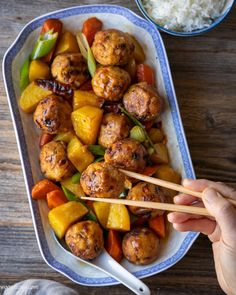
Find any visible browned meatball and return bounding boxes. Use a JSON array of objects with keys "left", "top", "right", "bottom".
[
  {"left": 40, "top": 141, "right": 74, "bottom": 181},
  {"left": 92, "top": 66, "right": 131, "bottom": 101},
  {"left": 92, "top": 29, "right": 134, "bottom": 66},
  {"left": 123, "top": 82, "right": 163, "bottom": 121},
  {"left": 51, "top": 53, "right": 89, "bottom": 88},
  {"left": 122, "top": 227, "right": 160, "bottom": 265},
  {"left": 34, "top": 95, "right": 72, "bottom": 134},
  {"left": 65, "top": 221, "right": 104, "bottom": 260},
  {"left": 104, "top": 138, "right": 147, "bottom": 172},
  {"left": 98, "top": 113, "right": 131, "bottom": 148},
  {"left": 80, "top": 162, "right": 125, "bottom": 198},
  {"left": 127, "top": 182, "right": 165, "bottom": 217}
]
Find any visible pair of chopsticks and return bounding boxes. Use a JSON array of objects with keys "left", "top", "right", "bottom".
[{"left": 81, "top": 169, "right": 236, "bottom": 217}]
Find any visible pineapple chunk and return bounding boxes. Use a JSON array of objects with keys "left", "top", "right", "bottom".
[
  {"left": 29, "top": 60, "right": 50, "bottom": 82},
  {"left": 148, "top": 128, "right": 164, "bottom": 143},
  {"left": 106, "top": 204, "right": 130, "bottom": 232},
  {"left": 55, "top": 31, "right": 79, "bottom": 55},
  {"left": 54, "top": 131, "right": 76, "bottom": 143},
  {"left": 73, "top": 90, "right": 104, "bottom": 110},
  {"left": 127, "top": 34, "right": 145, "bottom": 63},
  {"left": 155, "top": 165, "right": 181, "bottom": 197},
  {"left": 71, "top": 106, "right": 103, "bottom": 145},
  {"left": 48, "top": 201, "right": 88, "bottom": 239},
  {"left": 19, "top": 82, "right": 51, "bottom": 113},
  {"left": 67, "top": 136, "right": 94, "bottom": 172},
  {"left": 151, "top": 143, "right": 169, "bottom": 164},
  {"left": 61, "top": 177, "right": 85, "bottom": 198},
  {"left": 93, "top": 202, "right": 111, "bottom": 228}
]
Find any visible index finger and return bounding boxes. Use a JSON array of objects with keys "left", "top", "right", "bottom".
[{"left": 182, "top": 179, "right": 236, "bottom": 200}]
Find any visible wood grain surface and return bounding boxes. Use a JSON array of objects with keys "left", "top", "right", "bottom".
[{"left": 0, "top": 1, "right": 235, "bottom": 294}]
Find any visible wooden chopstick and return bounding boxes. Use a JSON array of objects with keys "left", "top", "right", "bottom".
[
  {"left": 81, "top": 196, "right": 211, "bottom": 216},
  {"left": 119, "top": 169, "right": 236, "bottom": 207}
]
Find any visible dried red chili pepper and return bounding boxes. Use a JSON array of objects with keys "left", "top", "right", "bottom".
[{"left": 35, "top": 79, "right": 74, "bottom": 100}]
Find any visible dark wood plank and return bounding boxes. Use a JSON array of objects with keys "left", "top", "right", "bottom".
[{"left": 0, "top": 0, "right": 235, "bottom": 294}]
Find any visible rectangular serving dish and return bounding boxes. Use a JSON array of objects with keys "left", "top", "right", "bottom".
[{"left": 2, "top": 4, "right": 198, "bottom": 286}]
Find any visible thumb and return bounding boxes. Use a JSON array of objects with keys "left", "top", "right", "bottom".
[{"left": 202, "top": 188, "right": 236, "bottom": 245}]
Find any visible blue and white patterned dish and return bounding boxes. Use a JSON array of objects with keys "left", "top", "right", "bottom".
[
  {"left": 3, "top": 4, "right": 198, "bottom": 287},
  {"left": 136, "top": 0, "right": 236, "bottom": 37}
]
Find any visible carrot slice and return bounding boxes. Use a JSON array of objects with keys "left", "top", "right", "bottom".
[
  {"left": 148, "top": 214, "right": 166, "bottom": 239},
  {"left": 40, "top": 19, "right": 63, "bottom": 63},
  {"left": 39, "top": 133, "right": 54, "bottom": 148},
  {"left": 47, "top": 189, "right": 67, "bottom": 209},
  {"left": 136, "top": 64, "right": 155, "bottom": 85},
  {"left": 142, "top": 166, "right": 158, "bottom": 177},
  {"left": 41, "top": 19, "right": 63, "bottom": 35},
  {"left": 143, "top": 119, "right": 154, "bottom": 131},
  {"left": 85, "top": 200, "right": 94, "bottom": 210},
  {"left": 32, "top": 179, "right": 59, "bottom": 200},
  {"left": 82, "top": 17, "right": 103, "bottom": 46},
  {"left": 105, "top": 230, "right": 123, "bottom": 263}
]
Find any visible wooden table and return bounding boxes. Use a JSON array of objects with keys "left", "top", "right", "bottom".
[{"left": 0, "top": 1, "right": 235, "bottom": 294}]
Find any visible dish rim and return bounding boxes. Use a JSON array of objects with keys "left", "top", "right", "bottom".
[
  {"left": 2, "top": 4, "right": 198, "bottom": 286},
  {"left": 135, "top": 0, "right": 236, "bottom": 37}
]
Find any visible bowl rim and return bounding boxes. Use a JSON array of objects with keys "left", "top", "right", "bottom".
[
  {"left": 135, "top": 0, "right": 236, "bottom": 36},
  {"left": 2, "top": 4, "right": 198, "bottom": 286}
]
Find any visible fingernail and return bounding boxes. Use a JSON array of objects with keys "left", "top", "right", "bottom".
[
  {"left": 167, "top": 213, "right": 174, "bottom": 222},
  {"left": 182, "top": 178, "right": 193, "bottom": 186},
  {"left": 203, "top": 188, "right": 219, "bottom": 203},
  {"left": 172, "top": 223, "right": 179, "bottom": 230},
  {"left": 174, "top": 195, "right": 181, "bottom": 203}
]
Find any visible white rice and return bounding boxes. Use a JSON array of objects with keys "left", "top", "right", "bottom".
[{"left": 142, "top": 0, "right": 226, "bottom": 32}]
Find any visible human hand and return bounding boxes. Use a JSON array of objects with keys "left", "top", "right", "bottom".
[{"left": 168, "top": 179, "right": 236, "bottom": 295}]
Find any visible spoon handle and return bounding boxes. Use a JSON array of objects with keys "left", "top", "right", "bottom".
[
  {"left": 93, "top": 251, "right": 150, "bottom": 295},
  {"left": 55, "top": 236, "right": 150, "bottom": 294}
]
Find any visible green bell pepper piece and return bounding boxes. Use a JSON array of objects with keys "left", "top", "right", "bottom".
[
  {"left": 71, "top": 172, "right": 81, "bottom": 184},
  {"left": 88, "top": 145, "right": 105, "bottom": 156},
  {"left": 31, "top": 29, "right": 58, "bottom": 60},
  {"left": 20, "top": 56, "right": 30, "bottom": 92}
]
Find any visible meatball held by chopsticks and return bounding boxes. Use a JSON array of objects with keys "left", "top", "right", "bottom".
[
  {"left": 80, "top": 162, "right": 125, "bottom": 198},
  {"left": 127, "top": 182, "right": 165, "bottom": 218}
]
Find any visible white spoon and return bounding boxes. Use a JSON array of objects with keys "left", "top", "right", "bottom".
[{"left": 55, "top": 237, "right": 150, "bottom": 295}]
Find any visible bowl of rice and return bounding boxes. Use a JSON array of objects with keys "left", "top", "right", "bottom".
[{"left": 136, "top": 0, "right": 235, "bottom": 36}]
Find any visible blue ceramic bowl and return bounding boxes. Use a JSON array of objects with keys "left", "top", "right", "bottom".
[{"left": 136, "top": 0, "right": 236, "bottom": 36}]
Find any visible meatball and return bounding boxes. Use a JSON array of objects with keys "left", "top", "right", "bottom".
[
  {"left": 123, "top": 82, "right": 163, "bottom": 121},
  {"left": 34, "top": 94, "right": 72, "bottom": 134},
  {"left": 122, "top": 227, "right": 160, "bottom": 265},
  {"left": 98, "top": 113, "right": 131, "bottom": 148},
  {"left": 104, "top": 138, "right": 147, "bottom": 172},
  {"left": 92, "top": 29, "right": 134, "bottom": 66},
  {"left": 80, "top": 162, "right": 125, "bottom": 198},
  {"left": 127, "top": 182, "right": 165, "bottom": 217},
  {"left": 65, "top": 221, "right": 104, "bottom": 260},
  {"left": 51, "top": 53, "right": 89, "bottom": 88},
  {"left": 92, "top": 66, "right": 131, "bottom": 101},
  {"left": 40, "top": 141, "right": 74, "bottom": 181}
]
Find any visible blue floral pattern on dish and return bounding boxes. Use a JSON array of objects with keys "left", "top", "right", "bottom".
[{"left": 3, "top": 4, "right": 198, "bottom": 286}]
